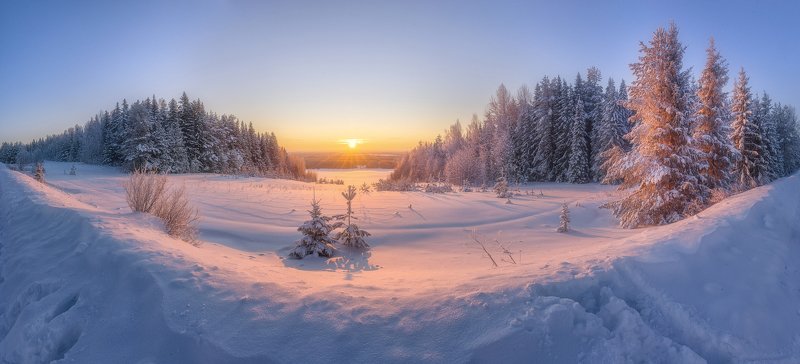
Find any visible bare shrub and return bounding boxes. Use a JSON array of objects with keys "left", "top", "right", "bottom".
[
  {"left": 124, "top": 170, "right": 199, "bottom": 244},
  {"left": 124, "top": 170, "right": 167, "bottom": 213},
  {"left": 154, "top": 185, "right": 199, "bottom": 245}
]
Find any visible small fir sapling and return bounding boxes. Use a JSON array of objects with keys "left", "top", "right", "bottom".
[
  {"left": 290, "top": 199, "right": 339, "bottom": 259},
  {"left": 359, "top": 182, "right": 371, "bottom": 194},
  {"left": 557, "top": 203, "right": 570, "bottom": 233},
  {"left": 34, "top": 162, "right": 46, "bottom": 183},
  {"left": 334, "top": 185, "right": 371, "bottom": 249},
  {"left": 493, "top": 176, "right": 511, "bottom": 198},
  {"left": 69, "top": 165, "right": 77, "bottom": 175}
]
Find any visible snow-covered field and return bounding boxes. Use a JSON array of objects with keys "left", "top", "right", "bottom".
[{"left": 1, "top": 161, "right": 799, "bottom": 363}]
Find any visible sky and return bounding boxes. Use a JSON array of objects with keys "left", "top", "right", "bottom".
[{"left": 1, "top": 0, "right": 799, "bottom": 153}]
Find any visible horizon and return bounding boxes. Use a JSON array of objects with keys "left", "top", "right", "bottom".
[{"left": 2, "top": 0, "right": 800, "bottom": 153}]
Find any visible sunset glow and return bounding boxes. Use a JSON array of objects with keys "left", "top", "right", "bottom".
[{"left": 340, "top": 138, "right": 364, "bottom": 150}]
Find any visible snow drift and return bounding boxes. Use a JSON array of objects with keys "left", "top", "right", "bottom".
[{"left": 1, "top": 163, "right": 798, "bottom": 363}]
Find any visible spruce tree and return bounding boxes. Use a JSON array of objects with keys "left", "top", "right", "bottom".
[
  {"left": 290, "top": 199, "right": 339, "bottom": 259},
  {"left": 34, "top": 162, "right": 45, "bottom": 183},
  {"left": 333, "top": 185, "right": 370, "bottom": 250},
  {"left": 693, "top": 38, "right": 736, "bottom": 190},
  {"left": 605, "top": 23, "right": 706, "bottom": 228},
  {"left": 557, "top": 203, "right": 570, "bottom": 233},
  {"left": 730, "top": 68, "right": 762, "bottom": 188},
  {"left": 567, "top": 99, "right": 591, "bottom": 183}
]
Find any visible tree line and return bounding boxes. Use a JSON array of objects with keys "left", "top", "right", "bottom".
[
  {"left": 0, "top": 92, "right": 314, "bottom": 181},
  {"left": 389, "top": 23, "right": 800, "bottom": 227}
]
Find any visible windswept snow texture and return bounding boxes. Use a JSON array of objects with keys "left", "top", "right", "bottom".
[{"left": 1, "top": 161, "right": 799, "bottom": 363}]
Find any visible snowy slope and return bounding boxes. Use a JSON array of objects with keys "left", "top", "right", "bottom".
[{"left": 1, "top": 162, "right": 798, "bottom": 363}]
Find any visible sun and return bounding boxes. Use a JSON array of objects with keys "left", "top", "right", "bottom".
[{"left": 340, "top": 138, "right": 363, "bottom": 150}]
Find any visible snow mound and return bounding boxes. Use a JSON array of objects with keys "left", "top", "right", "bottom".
[{"left": 1, "top": 164, "right": 799, "bottom": 363}]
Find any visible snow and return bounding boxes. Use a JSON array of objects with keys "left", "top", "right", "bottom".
[{"left": 1, "top": 161, "right": 799, "bottom": 363}]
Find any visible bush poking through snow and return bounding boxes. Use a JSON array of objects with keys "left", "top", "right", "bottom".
[
  {"left": 154, "top": 185, "right": 199, "bottom": 244},
  {"left": 373, "top": 178, "right": 416, "bottom": 191},
  {"left": 424, "top": 183, "right": 453, "bottom": 193},
  {"left": 124, "top": 170, "right": 199, "bottom": 244},
  {"left": 359, "top": 182, "right": 371, "bottom": 194},
  {"left": 290, "top": 199, "right": 339, "bottom": 259},
  {"left": 557, "top": 203, "right": 570, "bottom": 233},
  {"left": 124, "top": 169, "right": 167, "bottom": 213},
  {"left": 69, "top": 165, "right": 77, "bottom": 175},
  {"left": 33, "top": 162, "right": 45, "bottom": 183},
  {"left": 334, "top": 185, "right": 370, "bottom": 250}
]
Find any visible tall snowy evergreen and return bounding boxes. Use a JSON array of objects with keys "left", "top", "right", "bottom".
[
  {"left": 567, "top": 99, "right": 591, "bottom": 183},
  {"left": 730, "top": 68, "right": 762, "bottom": 188},
  {"left": 552, "top": 77, "right": 573, "bottom": 182},
  {"left": 605, "top": 23, "right": 707, "bottom": 228},
  {"left": 774, "top": 104, "right": 800, "bottom": 175},
  {"left": 754, "top": 93, "right": 780, "bottom": 181},
  {"left": 530, "top": 78, "right": 556, "bottom": 181},
  {"left": 595, "top": 78, "right": 631, "bottom": 181},
  {"left": 692, "top": 39, "right": 736, "bottom": 190},
  {"left": 584, "top": 67, "right": 604, "bottom": 180}
]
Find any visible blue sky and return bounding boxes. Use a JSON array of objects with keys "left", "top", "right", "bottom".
[{"left": 1, "top": 0, "right": 798, "bottom": 152}]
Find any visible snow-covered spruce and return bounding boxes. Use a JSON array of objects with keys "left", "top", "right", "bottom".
[
  {"left": 557, "top": 203, "right": 570, "bottom": 233},
  {"left": 693, "top": 38, "right": 737, "bottom": 191},
  {"left": 566, "top": 98, "right": 591, "bottom": 183},
  {"left": 290, "top": 199, "right": 339, "bottom": 259},
  {"left": 731, "top": 68, "right": 761, "bottom": 189},
  {"left": 33, "top": 162, "right": 45, "bottom": 183},
  {"left": 493, "top": 176, "right": 511, "bottom": 198},
  {"left": 333, "top": 185, "right": 370, "bottom": 250},
  {"left": 604, "top": 23, "right": 708, "bottom": 228},
  {"left": 69, "top": 164, "right": 77, "bottom": 175}
]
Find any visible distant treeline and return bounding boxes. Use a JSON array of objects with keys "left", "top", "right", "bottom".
[
  {"left": 301, "top": 153, "right": 400, "bottom": 169},
  {"left": 0, "top": 93, "right": 314, "bottom": 181}
]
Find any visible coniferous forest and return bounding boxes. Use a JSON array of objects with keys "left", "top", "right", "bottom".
[
  {"left": 388, "top": 24, "right": 800, "bottom": 227},
  {"left": 0, "top": 92, "right": 313, "bottom": 180}
]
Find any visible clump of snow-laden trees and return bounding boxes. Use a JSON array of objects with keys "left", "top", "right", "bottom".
[
  {"left": 0, "top": 93, "right": 314, "bottom": 181},
  {"left": 385, "top": 23, "right": 800, "bottom": 228},
  {"left": 290, "top": 186, "right": 371, "bottom": 259}
]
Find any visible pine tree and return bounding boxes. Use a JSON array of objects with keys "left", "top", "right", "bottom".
[
  {"left": 605, "top": 23, "right": 706, "bottom": 228},
  {"left": 693, "top": 38, "right": 736, "bottom": 190},
  {"left": 333, "top": 185, "right": 370, "bottom": 250},
  {"left": 567, "top": 99, "right": 591, "bottom": 183},
  {"left": 557, "top": 203, "right": 570, "bottom": 233},
  {"left": 730, "top": 68, "right": 761, "bottom": 188},
  {"left": 289, "top": 199, "right": 339, "bottom": 259}
]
